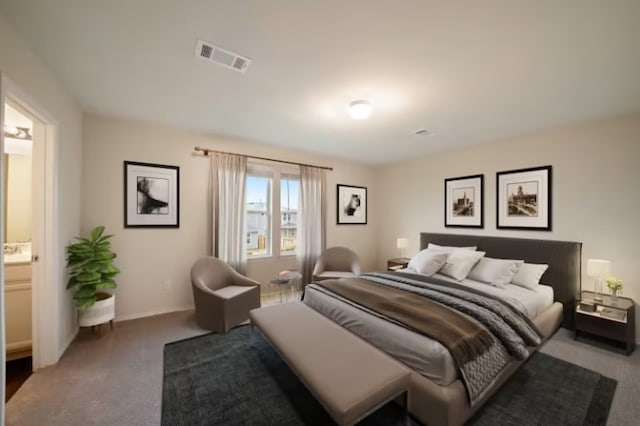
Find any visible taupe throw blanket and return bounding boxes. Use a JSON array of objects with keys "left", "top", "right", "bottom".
[{"left": 317, "top": 278, "right": 494, "bottom": 366}]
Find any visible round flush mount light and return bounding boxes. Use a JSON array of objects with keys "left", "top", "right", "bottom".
[{"left": 348, "top": 100, "right": 373, "bottom": 120}]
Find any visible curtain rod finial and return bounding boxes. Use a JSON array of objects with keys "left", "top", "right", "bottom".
[{"left": 195, "top": 146, "right": 210, "bottom": 156}]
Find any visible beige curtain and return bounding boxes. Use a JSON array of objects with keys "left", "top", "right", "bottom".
[
  {"left": 211, "top": 153, "right": 247, "bottom": 273},
  {"left": 297, "top": 165, "right": 326, "bottom": 285}
]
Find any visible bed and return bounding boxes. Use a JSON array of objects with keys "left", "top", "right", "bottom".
[{"left": 303, "top": 233, "right": 582, "bottom": 426}]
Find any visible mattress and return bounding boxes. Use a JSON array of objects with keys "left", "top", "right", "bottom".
[{"left": 303, "top": 273, "right": 554, "bottom": 387}]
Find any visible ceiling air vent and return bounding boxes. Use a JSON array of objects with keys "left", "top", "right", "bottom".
[{"left": 195, "top": 40, "right": 251, "bottom": 73}]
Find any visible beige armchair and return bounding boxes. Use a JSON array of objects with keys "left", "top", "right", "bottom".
[
  {"left": 191, "top": 257, "right": 261, "bottom": 333},
  {"left": 312, "top": 247, "right": 361, "bottom": 282}
]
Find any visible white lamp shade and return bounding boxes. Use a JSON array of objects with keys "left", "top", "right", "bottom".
[
  {"left": 587, "top": 259, "right": 610, "bottom": 277},
  {"left": 396, "top": 238, "right": 409, "bottom": 249}
]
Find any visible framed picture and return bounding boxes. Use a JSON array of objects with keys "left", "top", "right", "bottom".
[
  {"left": 444, "top": 174, "right": 484, "bottom": 228},
  {"left": 337, "top": 184, "right": 367, "bottom": 225},
  {"left": 496, "top": 165, "right": 552, "bottom": 231},
  {"left": 124, "top": 161, "right": 180, "bottom": 228}
]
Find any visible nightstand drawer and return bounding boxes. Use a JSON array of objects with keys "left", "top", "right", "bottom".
[{"left": 575, "top": 312, "right": 628, "bottom": 341}]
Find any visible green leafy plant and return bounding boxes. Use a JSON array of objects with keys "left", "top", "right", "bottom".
[
  {"left": 66, "top": 226, "right": 120, "bottom": 309},
  {"left": 605, "top": 276, "right": 623, "bottom": 294}
]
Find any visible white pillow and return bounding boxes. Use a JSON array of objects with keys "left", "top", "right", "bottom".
[
  {"left": 407, "top": 250, "right": 448, "bottom": 276},
  {"left": 468, "top": 257, "right": 524, "bottom": 288},
  {"left": 511, "top": 263, "right": 549, "bottom": 290},
  {"left": 426, "top": 243, "right": 477, "bottom": 254},
  {"left": 439, "top": 249, "right": 486, "bottom": 281}
]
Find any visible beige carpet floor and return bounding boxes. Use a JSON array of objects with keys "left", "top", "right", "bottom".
[{"left": 6, "top": 308, "right": 639, "bottom": 426}]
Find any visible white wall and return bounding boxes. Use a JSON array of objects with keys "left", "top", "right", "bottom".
[
  {"left": 375, "top": 114, "right": 640, "bottom": 341},
  {"left": 82, "top": 114, "right": 377, "bottom": 320},
  {"left": 0, "top": 14, "right": 83, "bottom": 359},
  {"left": 6, "top": 152, "right": 32, "bottom": 242}
]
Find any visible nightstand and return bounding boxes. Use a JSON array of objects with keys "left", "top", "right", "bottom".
[
  {"left": 575, "top": 290, "right": 635, "bottom": 355},
  {"left": 387, "top": 258, "right": 410, "bottom": 271}
]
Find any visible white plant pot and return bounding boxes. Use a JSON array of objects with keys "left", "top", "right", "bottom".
[{"left": 77, "top": 293, "right": 115, "bottom": 327}]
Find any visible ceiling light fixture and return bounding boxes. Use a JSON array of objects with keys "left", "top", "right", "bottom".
[{"left": 349, "top": 100, "right": 372, "bottom": 120}]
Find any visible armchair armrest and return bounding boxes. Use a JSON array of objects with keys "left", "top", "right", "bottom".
[
  {"left": 193, "top": 280, "right": 224, "bottom": 299},
  {"left": 351, "top": 260, "right": 361, "bottom": 276},
  {"left": 228, "top": 268, "right": 260, "bottom": 287},
  {"left": 313, "top": 257, "right": 326, "bottom": 276}
]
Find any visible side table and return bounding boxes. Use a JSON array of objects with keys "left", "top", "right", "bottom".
[
  {"left": 387, "top": 258, "right": 410, "bottom": 271},
  {"left": 269, "top": 271, "right": 302, "bottom": 303},
  {"left": 575, "top": 290, "right": 635, "bottom": 355}
]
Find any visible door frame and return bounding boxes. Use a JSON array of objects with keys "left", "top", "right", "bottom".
[{"left": 1, "top": 74, "right": 60, "bottom": 371}]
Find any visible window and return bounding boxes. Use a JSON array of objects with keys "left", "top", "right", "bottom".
[
  {"left": 246, "top": 175, "right": 271, "bottom": 257},
  {"left": 281, "top": 176, "right": 299, "bottom": 255},
  {"left": 245, "top": 166, "right": 299, "bottom": 258}
]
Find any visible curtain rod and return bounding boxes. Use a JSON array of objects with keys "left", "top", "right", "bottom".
[{"left": 193, "top": 146, "right": 333, "bottom": 171}]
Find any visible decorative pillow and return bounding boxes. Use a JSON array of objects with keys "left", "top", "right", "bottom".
[
  {"left": 468, "top": 257, "right": 524, "bottom": 288},
  {"left": 438, "top": 249, "right": 486, "bottom": 281},
  {"left": 511, "top": 263, "right": 549, "bottom": 290},
  {"left": 426, "top": 243, "right": 477, "bottom": 254},
  {"left": 407, "top": 250, "right": 448, "bottom": 276}
]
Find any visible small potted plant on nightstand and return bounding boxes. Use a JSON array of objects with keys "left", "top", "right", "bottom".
[
  {"left": 66, "top": 226, "right": 120, "bottom": 330},
  {"left": 605, "top": 276, "right": 623, "bottom": 302}
]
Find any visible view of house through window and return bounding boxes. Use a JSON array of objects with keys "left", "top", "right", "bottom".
[
  {"left": 246, "top": 168, "right": 299, "bottom": 258},
  {"left": 246, "top": 175, "right": 271, "bottom": 256}
]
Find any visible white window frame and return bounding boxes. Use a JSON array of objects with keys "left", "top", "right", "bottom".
[
  {"left": 246, "top": 162, "right": 299, "bottom": 260},
  {"left": 279, "top": 172, "right": 300, "bottom": 257},
  {"left": 246, "top": 165, "right": 273, "bottom": 259}
]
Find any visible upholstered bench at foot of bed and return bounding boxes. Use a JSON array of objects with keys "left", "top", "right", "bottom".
[{"left": 250, "top": 302, "right": 411, "bottom": 426}]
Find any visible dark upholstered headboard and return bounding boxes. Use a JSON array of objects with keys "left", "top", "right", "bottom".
[{"left": 420, "top": 233, "right": 582, "bottom": 329}]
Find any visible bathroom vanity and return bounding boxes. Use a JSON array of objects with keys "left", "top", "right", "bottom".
[{"left": 5, "top": 247, "right": 32, "bottom": 361}]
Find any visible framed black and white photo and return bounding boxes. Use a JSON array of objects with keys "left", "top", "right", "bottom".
[
  {"left": 444, "top": 174, "right": 484, "bottom": 228},
  {"left": 124, "top": 161, "right": 180, "bottom": 228},
  {"left": 337, "top": 184, "right": 367, "bottom": 225},
  {"left": 497, "top": 165, "right": 551, "bottom": 231}
]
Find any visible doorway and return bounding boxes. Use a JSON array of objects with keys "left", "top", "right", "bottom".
[
  {"left": 3, "top": 100, "right": 36, "bottom": 400},
  {"left": 1, "top": 75, "right": 61, "bottom": 414}
]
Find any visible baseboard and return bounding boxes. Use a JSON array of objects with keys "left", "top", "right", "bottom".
[
  {"left": 6, "top": 347, "right": 32, "bottom": 361},
  {"left": 56, "top": 327, "right": 79, "bottom": 365},
  {"left": 6, "top": 339, "right": 32, "bottom": 352},
  {"left": 115, "top": 305, "right": 194, "bottom": 322}
]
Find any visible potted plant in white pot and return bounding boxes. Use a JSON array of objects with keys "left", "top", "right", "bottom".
[{"left": 66, "top": 226, "right": 120, "bottom": 328}]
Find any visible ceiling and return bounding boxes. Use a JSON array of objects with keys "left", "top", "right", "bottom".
[{"left": 1, "top": 0, "right": 639, "bottom": 164}]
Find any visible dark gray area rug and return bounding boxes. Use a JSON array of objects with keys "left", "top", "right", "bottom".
[{"left": 162, "top": 326, "right": 616, "bottom": 426}]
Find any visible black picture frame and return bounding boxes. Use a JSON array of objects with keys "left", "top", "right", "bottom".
[
  {"left": 124, "top": 161, "right": 180, "bottom": 228},
  {"left": 496, "top": 165, "right": 552, "bottom": 231},
  {"left": 337, "top": 184, "right": 367, "bottom": 225},
  {"left": 444, "top": 174, "right": 484, "bottom": 228}
]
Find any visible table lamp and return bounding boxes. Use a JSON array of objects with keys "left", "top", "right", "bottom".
[
  {"left": 396, "top": 238, "right": 408, "bottom": 258},
  {"left": 587, "top": 258, "right": 610, "bottom": 302}
]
